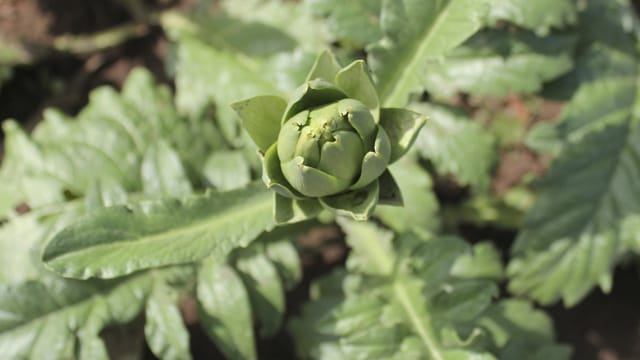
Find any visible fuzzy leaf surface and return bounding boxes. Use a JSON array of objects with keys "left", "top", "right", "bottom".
[{"left": 43, "top": 181, "right": 273, "bottom": 279}]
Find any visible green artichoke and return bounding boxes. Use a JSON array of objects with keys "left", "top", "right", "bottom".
[{"left": 232, "top": 51, "right": 426, "bottom": 223}]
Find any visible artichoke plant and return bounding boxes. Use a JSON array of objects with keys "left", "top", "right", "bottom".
[{"left": 232, "top": 51, "right": 426, "bottom": 223}]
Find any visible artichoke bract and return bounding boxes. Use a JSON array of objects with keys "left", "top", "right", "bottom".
[{"left": 231, "top": 51, "right": 426, "bottom": 223}]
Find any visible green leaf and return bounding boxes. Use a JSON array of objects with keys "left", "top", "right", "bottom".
[
  {"left": 320, "top": 180, "right": 380, "bottom": 221},
  {"left": 508, "top": 0, "right": 640, "bottom": 305},
  {"left": 43, "top": 181, "right": 274, "bottom": 279},
  {"left": 291, "top": 222, "right": 568, "bottom": 359},
  {"left": 264, "top": 235, "right": 302, "bottom": 290},
  {"left": 203, "top": 150, "right": 251, "bottom": 191},
  {"left": 432, "top": 280, "right": 498, "bottom": 322},
  {"left": 219, "top": 0, "right": 327, "bottom": 51},
  {"left": 144, "top": 283, "right": 191, "bottom": 360},
  {"left": 0, "top": 273, "right": 152, "bottom": 359},
  {"left": 307, "top": 0, "right": 383, "bottom": 47},
  {"left": 337, "top": 218, "right": 394, "bottom": 276},
  {"left": 368, "top": 0, "right": 490, "bottom": 107},
  {"left": 197, "top": 258, "right": 256, "bottom": 360},
  {"left": 474, "top": 300, "right": 572, "bottom": 359},
  {"left": 141, "top": 140, "right": 193, "bottom": 197},
  {"left": 376, "top": 158, "right": 439, "bottom": 236},
  {"left": 172, "top": 36, "right": 280, "bottom": 146},
  {"left": 335, "top": 60, "right": 379, "bottom": 111},
  {"left": 231, "top": 95, "right": 286, "bottom": 151},
  {"left": 234, "top": 248, "right": 286, "bottom": 337},
  {"left": 306, "top": 50, "right": 342, "bottom": 82},
  {"left": 423, "top": 30, "right": 576, "bottom": 97},
  {"left": 451, "top": 242, "right": 503, "bottom": 280},
  {"left": 377, "top": 169, "right": 403, "bottom": 206},
  {"left": 274, "top": 194, "right": 323, "bottom": 224},
  {"left": 486, "top": 0, "right": 577, "bottom": 35},
  {"left": 413, "top": 103, "right": 496, "bottom": 189},
  {"left": 379, "top": 108, "right": 427, "bottom": 163}
]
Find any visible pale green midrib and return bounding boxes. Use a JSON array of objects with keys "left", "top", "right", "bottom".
[
  {"left": 48, "top": 190, "right": 272, "bottom": 269},
  {"left": 357, "top": 224, "right": 443, "bottom": 359},
  {"left": 380, "top": 1, "right": 455, "bottom": 107},
  {"left": 0, "top": 275, "right": 146, "bottom": 335},
  {"left": 393, "top": 281, "right": 443, "bottom": 360}
]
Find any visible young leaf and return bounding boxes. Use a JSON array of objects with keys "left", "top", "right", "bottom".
[
  {"left": 197, "top": 258, "right": 256, "bottom": 360},
  {"left": 423, "top": 30, "right": 577, "bottom": 97},
  {"left": 230, "top": 96, "right": 286, "bottom": 152},
  {"left": 43, "top": 181, "right": 274, "bottom": 279},
  {"left": 368, "top": 0, "right": 490, "bottom": 107}
]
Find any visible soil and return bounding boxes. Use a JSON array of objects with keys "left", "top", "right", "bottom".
[{"left": 2, "top": 2, "right": 640, "bottom": 360}]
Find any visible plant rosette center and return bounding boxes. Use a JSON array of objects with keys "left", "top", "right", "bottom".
[
  {"left": 278, "top": 100, "right": 374, "bottom": 197},
  {"left": 231, "top": 50, "right": 427, "bottom": 223}
]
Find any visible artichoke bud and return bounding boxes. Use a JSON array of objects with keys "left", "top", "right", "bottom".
[{"left": 278, "top": 99, "right": 375, "bottom": 197}]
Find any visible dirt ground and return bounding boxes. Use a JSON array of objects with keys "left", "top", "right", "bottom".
[{"left": 1, "top": 1, "right": 640, "bottom": 359}]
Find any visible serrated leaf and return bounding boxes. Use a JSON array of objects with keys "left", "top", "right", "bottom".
[
  {"left": 291, "top": 222, "right": 568, "bottom": 360},
  {"left": 368, "top": 0, "right": 490, "bottom": 107},
  {"left": 432, "top": 280, "right": 497, "bottom": 322},
  {"left": 234, "top": 248, "right": 286, "bottom": 337},
  {"left": 423, "top": 30, "right": 576, "bottom": 97},
  {"left": 0, "top": 68, "right": 205, "bottom": 212},
  {"left": 337, "top": 218, "right": 394, "bottom": 276},
  {"left": 508, "top": 0, "right": 640, "bottom": 305},
  {"left": 43, "top": 181, "right": 273, "bottom": 279},
  {"left": 0, "top": 273, "right": 152, "bottom": 359},
  {"left": 486, "top": 0, "right": 577, "bottom": 35},
  {"left": 376, "top": 158, "right": 439, "bottom": 236},
  {"left": 144, "top": 283, "right": 191, "bottom": 360},
  {"left": 197, "top": 258, "right": 256, "bottom": 360},
  {"left": 412, "top": 103, "right": 496, "bottom": 189},
  {"left": 451, "top": 242, "right": 503, "bottom": 280}
]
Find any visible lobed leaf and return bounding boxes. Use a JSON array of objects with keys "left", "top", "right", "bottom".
[
  {"left": 486, "top": 0, "right": 577, "bottom": 35},
  {"left": 423, "top": 30, "right": 577, "bottom": 97},
  {"left": 412, "top": 103, "right": 496, "bottom": 190},
  {"left": 43, "top": 181, "right": 274, "bottom": 279},
  {"left": 508, "top": 0, "right": 640, "bottom": 306},
  {"left": 368, "top": 0, "right": 490, "bottom": 107}
]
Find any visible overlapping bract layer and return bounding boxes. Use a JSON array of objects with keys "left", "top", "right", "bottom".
[{"left": 232, "top": 51, "right": 426, "bottom": 223}]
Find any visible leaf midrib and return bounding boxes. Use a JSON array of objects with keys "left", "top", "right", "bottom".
[
  {"left": 46, "top": 188, "right": 272, "bottom": 278},
  {"left": 380, "top": 1, "right": 455, "bottom": 107}
]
